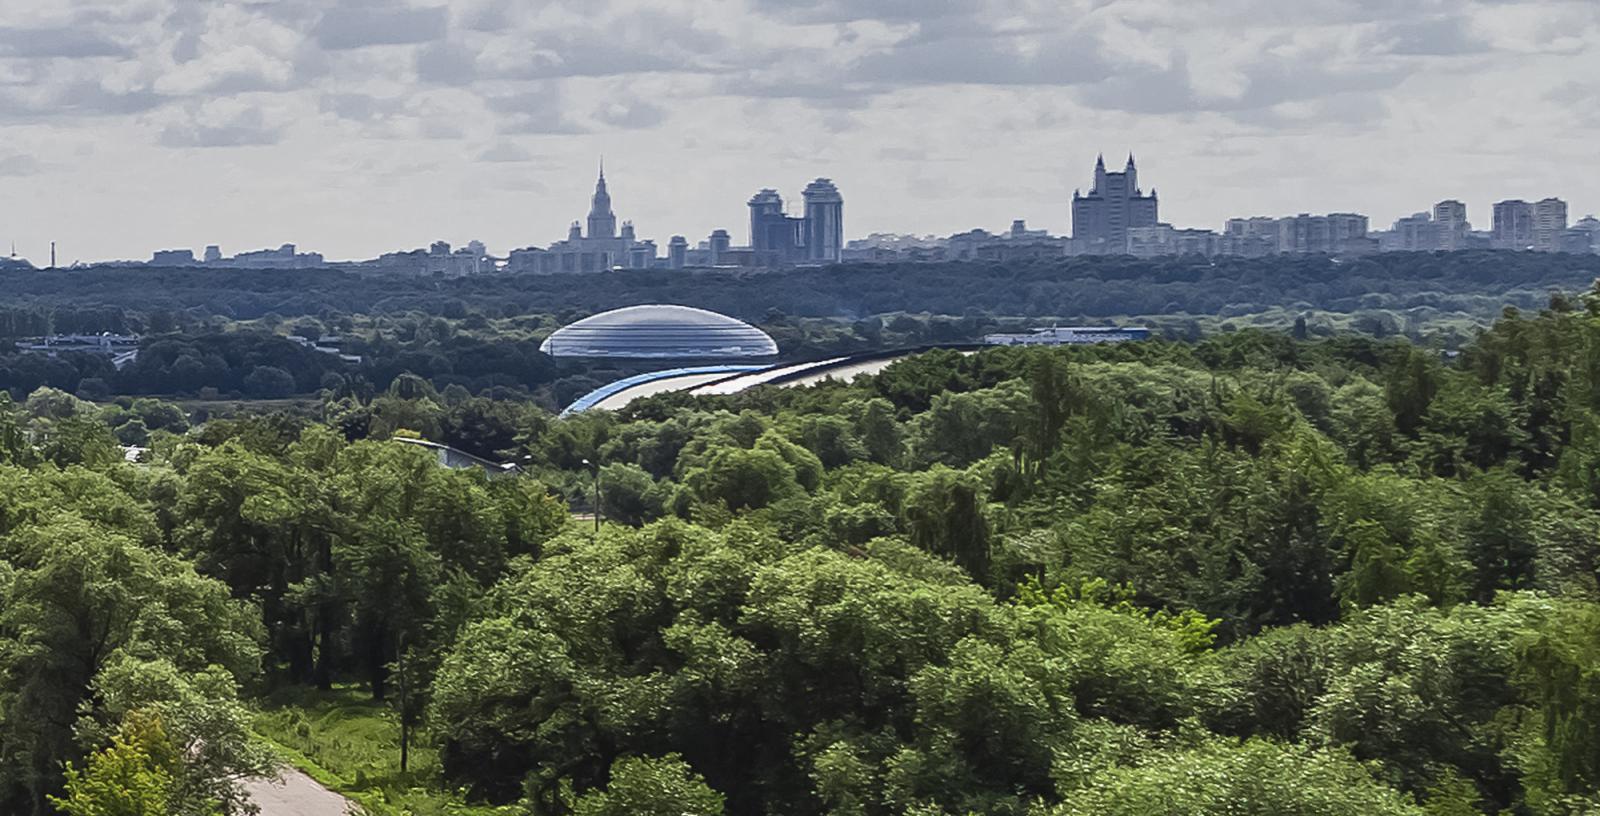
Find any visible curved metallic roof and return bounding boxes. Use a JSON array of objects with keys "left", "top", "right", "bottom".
[
  {"left": 560, "top": 365, "right": 766, "bottom": 416},
  {"left": 540, "top": 305, "right": 779, "bottom": 359}
]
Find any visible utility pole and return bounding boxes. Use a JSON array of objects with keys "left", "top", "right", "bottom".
[{"left": 50, "top": 241, "right": 55, "bottom": 269}]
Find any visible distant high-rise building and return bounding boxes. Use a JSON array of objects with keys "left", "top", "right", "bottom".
[
  {"left": 802, "top": 178, "right": 844, "bottom": 263},
  {"left": 1389, "top": 212, "right": 1439, "bottom": 251},
  {"left": 1225, "top": 217, "right": 1279, "bottom": 240},
  {"left": 587, "top": 163, "right": 617, "bottom": 240},
  {"left": 1274, "top": 213, "right": 1369, "bottom": 254},
  {"left": 668, "top": 236, "right": 688, "bottom": 269},
  {"left": 709, "top": 229, "right": 731, "bottom": 265},
  {"left": 151, "top": 249, "right": 196, "bottom": 266},
  {"left": 742, "top": 179, "right": 845, "bottom": 267},
  {"left": 749, "top": 189, "right": 801, "bottom": 263},
  {"left": 1071, "top": 154, "right": 1159, "bottom": 254},
  {"left": 1534, "top": 197, "right": 1569, "bottom": 252},
  {"left": 1493, "top": 200, "right": 1536, "bottom": 250},
  {"left": 1327, "top": 213, "right": 1369, "bottom": 247},
  {"left": 1433, "top": 200, "right": 1468, "bottom": 229},
  {"left": 1278, "top": 214, "right": 1330, "bottom": 254},
  {"left": 530, "top": 162, "right": 657, "bottom": 273},
  {"left": 1127, "top": 225, "right": 1221, "bottom": 258},
  {"left": 1566, "top": 216, "right": 1600, "bottom": 255},
  {"left": 1433, "top": 200, "right": 1470, "bottom": 250},
  {"left": 1222, "top": 217, "right": 1279, "bottom": 256},
  {"left": 203, "top": 245, "right": 222, "bottom": 263}
]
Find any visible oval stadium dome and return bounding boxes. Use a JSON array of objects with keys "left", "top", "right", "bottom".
[{"left": 540, "top": 305, "right": 779, "bottom": 359}]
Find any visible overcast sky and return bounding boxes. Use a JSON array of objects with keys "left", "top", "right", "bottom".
[{"left": 0, "top": 0, "right": 1595, "bottom": 264}]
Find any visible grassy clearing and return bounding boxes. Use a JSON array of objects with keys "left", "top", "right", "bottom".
[{"left": 253, "top": 686, "right": 513, "bottom": 816}]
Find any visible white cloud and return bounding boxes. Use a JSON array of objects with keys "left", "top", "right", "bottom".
[{"left": 159, "top": 101, "right": 285, "bottom": 147}]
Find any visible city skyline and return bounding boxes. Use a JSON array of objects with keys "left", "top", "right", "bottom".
[
  {"left": 2, "top": 0, "right": 1598, "bottom": 265},
  {"left": 4, "top": 151, "right": 1597, "bottom": 267}
]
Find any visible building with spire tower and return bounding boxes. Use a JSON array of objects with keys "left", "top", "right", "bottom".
[
  {"left": 514, "top": 161, "right": 658, "bottom": 273},
  {"left": 587, "top": 161, "right": 618, "bottom": 240},
  {"left": 1072, "top": 154, "right": 1159, "bottom": 254}
]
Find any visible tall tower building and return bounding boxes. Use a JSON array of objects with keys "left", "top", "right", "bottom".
[
  {"left": 1433, "top": 200, "right": 1469, "bottom": 250},
  {"left": 1072, "top": 154, "right": 1159, "bottom": 254},
  {"left": 1493, "top": 200, "right": 1536, "bottom": 250},
  {"left": 802, "top": 178, "right": 844, "bottom": 263},
  {"left": 709, "top": 229, "right": 731, "bottom": 266},
  {"left": 748, "top": 189, "right": 793, "bottom": 257},
  {"left": 531, "top": 160, "right": 658, "bottom": 273},
  {"left": 1534, "top": 198, "right": 1569, "bottom": 252},
  {"left": 587, "top": 162, "right": 617, "bottom": 240}
]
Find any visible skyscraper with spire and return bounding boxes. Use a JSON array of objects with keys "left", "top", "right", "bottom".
[
  {"left": 587, "top": 160, "right": 617, "bottom": 240},
  {"left": 1071, "top": 153, "right": 1159, "bottom": 254},
  {"left": 517, "top": 161, "right": 658, "bottom": 273}
]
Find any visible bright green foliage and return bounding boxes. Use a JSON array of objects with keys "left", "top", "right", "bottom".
[
  {"left": 0, "top": 513, "right": 261, "bottom": 815},
  {"left": 904, "top": 383, "right": 1030, "bottom": 469},
  {"left": 1050, "top": 738, "right": 1426, "bottom": 816},
  {"left": 683, "top": 444, "right": 804, "bottom": 511},
  {"left": 571, "top": 755, "right": 723, "bottom": 816},
  {"left": 1016, "top": 577, "right": 1219, "bottom": 655},
  {"left": 50, "top": 712, "right": 182, "bottom": 816},
  {"left": 597, "top": 462, "right": 670, "bottom": 526}
]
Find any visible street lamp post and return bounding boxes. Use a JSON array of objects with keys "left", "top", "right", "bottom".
[{"left": 581, "top": 458, "right": 601, "bottom": 533}]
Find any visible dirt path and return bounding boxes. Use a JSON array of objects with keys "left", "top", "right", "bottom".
[{"left": 243, "top": 765, "right": 355, "bottom": 816}]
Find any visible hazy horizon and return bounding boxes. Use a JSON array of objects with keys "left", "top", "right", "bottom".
[{"left": 2, "top": 0, "right": 1597, "bottom": 265}]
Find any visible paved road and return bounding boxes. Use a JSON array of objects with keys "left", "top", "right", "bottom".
[{"left": 243, "top": 766, "right": 355, "bottom": 816}]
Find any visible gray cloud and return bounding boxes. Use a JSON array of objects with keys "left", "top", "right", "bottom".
[
  {"left": 1383, "top": 15, "right": 1491, "bottom": 56},
  {"left": 0, "top": 81, "right": 166, "bottom": 122},
  {"left": 416, "top": 40, "right": 478, "bottom": 85},
  {"left": 455, "top": 0, "right": 514, "bottom": 32},
  {"left": 1228, "top": 46, "right": 1406, "bottom": 111},
  {"left": 424, "top": 9, "right": 734, "bottom": 85},
  {"left": 593, "top": 98, "right": 667, "bottom": 129},
  {"left": 489, "top": 85, "right": 588, "bottom": 134},
  {"left": 314, "top": 4, "right": 448, "bottom": 49},
  {"left": 750, "top": 0, "right": 972, "bottom": 23},
  {"left": 1075, "top": 60, "right": 1203, "bottom": 115},
  {"left": 319, "top": 92, "right": 406, "bottom": 122},
  {"left": 0, "top": 154, "right": 41, "bottom": 176},
  {"left": 0, "top": 26, "right": 130, "bottom": 59},
  {"left": 853, "top": 31, "right": 1112, "bottom": 86},
  {"left": 477, "top": 141, "right": 532, "bottom": 162}
]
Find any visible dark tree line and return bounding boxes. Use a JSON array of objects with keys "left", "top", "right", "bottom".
[{"left": 0, "top": 251, "right": 1594, "bottom": 328}]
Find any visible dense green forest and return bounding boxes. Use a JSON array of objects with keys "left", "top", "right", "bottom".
[{"left": 9, "top": 282, "right": 1600, "bottom": 814}]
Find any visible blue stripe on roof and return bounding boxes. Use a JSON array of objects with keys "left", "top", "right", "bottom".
[{"left": 561, "top": 365, "right": 768, "bottom": 417}]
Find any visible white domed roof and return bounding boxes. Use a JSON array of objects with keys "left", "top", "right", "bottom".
[{"left": 540, "top": 305, "right": 779, "bottom": 359}]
